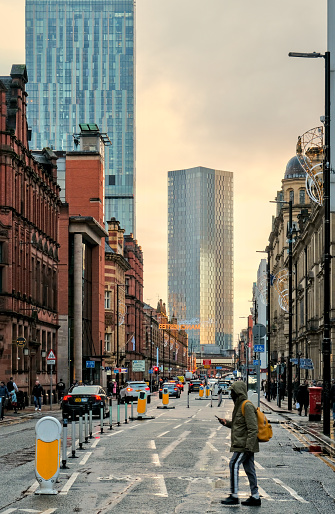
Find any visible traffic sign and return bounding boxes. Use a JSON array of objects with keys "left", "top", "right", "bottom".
[
  {"left": 203, "top": 359, "right": 211, "bottom": 366},
  {"left": 149, "top": 369, "right": 153, "bottom": 374},
  {"left": 132, "top": 360, "right": 145, "bottom": 372},
  {"left": 47, "top": 350, "right": 56, "bottom": 361},
  {"left": 252, "top": 324, "right": 266, "bottom": 344},
  {"left": 16, "top": 337, "right": 26, "bottom": 347},
  {"left": 86, "top": 361, "right": 95, "bottom": 368},
  {"left": 216, "top": 366, "right": 222, "bottom": 369},
  {"left": 254, "top": 344, "right": 265, "bottom": 353},
  {"left": 253, "top": 359, "right": 260, "bottom": 365}
]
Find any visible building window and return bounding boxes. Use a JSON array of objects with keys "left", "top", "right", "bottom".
[
  {"left": 289, "top": 190, "right": 294, "bottom": 203},
  {"left": 299, "top": 189, "right": 305, "bottom": 204},
  {"left": 105, "top": 332, "right": 111, "bottom": 353},
  {"left": 0, "top": 242, "right": 3, "bottom": 263},
  {"left": 105, "top": 290, "right": 111, "bottom": 309}
]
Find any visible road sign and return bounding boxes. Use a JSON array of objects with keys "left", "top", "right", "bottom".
[
  {"left": 16, "top": 337, "right": 26, "bottom": 347},
  {"left": 132, "top": 360, "right": 145, "bottom": 372},
  {"left": 86, "top": 361, "right": 95, "bottom": 368},
  {"left": 252, "top": 324, "right": 266, "bottom": 344},
  {"left": 47, "top": 350, "right": 56, "bottom": 360},
  {"left": 253, "top": 359, "right": 260, "bottom": 365},
  {"left": 149, "top": 369, "right": 153, "bottom": 374},
  {"left": 254, "top": 344, "right": 265, "bottom": 353},
  {"left": 203, "top": 359, "right": 211, "bottom": 366},
  {"left": 113, "top": 368, "right": 128, "bottom": 374},
  {"left": 216, "top": 366, "right": 223, "bottom": 369},
  {"left": 204, "top": 365, "right": 210, "bottom": 369}
]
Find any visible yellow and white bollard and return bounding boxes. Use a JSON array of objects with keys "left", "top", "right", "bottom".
[
  {"left": 157, "top": 386, "right": 175, "bottom": 409},
  {"left": 35, "top": 416, "right": 62, "bottom": 494},
  {"left": 137, "top": 391, "right": 147, "bottom": 417},
  {"left": 199, "top": 385, "right": 204, "bottom": 398},
  {"left": 205, "top": 385, "right": 211, "bottom": 397}
]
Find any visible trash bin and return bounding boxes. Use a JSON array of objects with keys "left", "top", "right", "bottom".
[{"left": 308, "top": 387, "right": 322, "bottom": 421}]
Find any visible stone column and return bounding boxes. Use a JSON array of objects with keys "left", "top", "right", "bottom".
[{"left": 73, "top": 233, "right": 83, "bottom": 382}]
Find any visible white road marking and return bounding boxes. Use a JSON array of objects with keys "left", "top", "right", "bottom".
[
  {"left": 258, "top": 485, "right": 273, "bottom": 501},
  {"left": 208, "top": 431, "right": 216, "bottom": 439},
  {"left": 40, "top": 510, "right": 58, "bottom": 514},
  {"left": 91, "top": 438, "right": 100, "bottom": 448},
  {"left": 154, "top": 475, "right": 168, "bottom": 497},
  {"left": 25, "top": 481, "right": 39, "bottom": 495},
  {"left": 79, "top": 451, "right": 92, "bottom": 465},
  {"left": 59, "top": 471, "right": 80, "bottom": 495},
  {"left": 173, "top": 424, "right": 182, "bottom": 429},
  {"left": 152, "top": 453, "right": 161, "bottom": 467},
  {"left": 157, "top": 430, "right": 170, "bottom": 438},
  {"left": 18, "top": 509, "right": 43, "bottom": 513},
  {"left": 206, "top": 442, "right": 219, "bottom": 452},
  {"left": 149, "top": 440, "right": 156, "bottom": 449},
  {"left": 107, "top": 429, "right": 124, "bottom": 437},
  {"left": 129, "top": 424, "right": 141, "bottom": 429},
  {"left": 184, "top": 419, "right": 191, "bottom": 424},
  {"left": 216, "top": 425, "right": 222, "bottom": 431},
  {"left": 160, "top": 431, "right": 190, "bottom": 460},
  {"left": 273, "top": 478, "right": 309, "bottom": 503},
  {"left": 254, "top": 460, "right": 264, "bottom": 470},
  {"left": 226, "top": 433, "right": 230, "bottom": 439},
  {"left": 1, "top": 510, "right": 17, "bottom": 514},
  {"left": 222, "top": 455, "right": 230, "bottom": 464}
]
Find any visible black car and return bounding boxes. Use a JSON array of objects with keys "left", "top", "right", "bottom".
[
  {"left": 188, "top": 380, "right": 203, "bottom": 392},
  {"left": 61, "top": 385, "right": 111, "bottom": 418},
  {"left": 159, "top": 382, "right": 181, "bottom": 399}
]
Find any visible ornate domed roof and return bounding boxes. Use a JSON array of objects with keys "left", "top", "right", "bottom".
[{"left": 284, "top": 156, "right": 306, "bottom": 179}]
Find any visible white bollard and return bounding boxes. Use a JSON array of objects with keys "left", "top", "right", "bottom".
[{"left": 35, "top": 416, "right": 62, "bottom": 495}]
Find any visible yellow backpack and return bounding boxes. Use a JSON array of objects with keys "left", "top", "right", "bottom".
[{"left": 241, "top": 400, "right": 273, "bottom": 442}]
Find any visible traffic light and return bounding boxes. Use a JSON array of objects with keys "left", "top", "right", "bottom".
[{"left": 153, "top": 366, "right": 159, "bottom": 374}]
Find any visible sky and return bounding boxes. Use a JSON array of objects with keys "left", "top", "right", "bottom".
[{"left": 0, "top": 0, "right": 328, "bottom": 346}]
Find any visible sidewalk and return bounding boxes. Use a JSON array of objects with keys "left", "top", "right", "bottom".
[
  {"left": 261, "top": 395, "right": 335, "bottom": 449},
  {"left": 0, "top": 404, "right": 61, "bottom": 425}
]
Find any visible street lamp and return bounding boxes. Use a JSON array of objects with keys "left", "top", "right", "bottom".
[
  {"left": 289, "top": 50, "right": 331, "bottom": 436},
  {"left": 116, "top": 283, "right": 126, "bottom": 384}
]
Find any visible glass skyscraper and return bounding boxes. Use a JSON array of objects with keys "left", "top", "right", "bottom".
[
  {"left": 25, "top": 0, "right": 135, "bottom": 234},
  {"left": 168, "top": 166, "right": 233, "bottom": 352}
]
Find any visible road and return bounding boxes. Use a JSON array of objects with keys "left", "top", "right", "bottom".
[{"left": 1, "top": 389, "right": 335, "bottom": 513}]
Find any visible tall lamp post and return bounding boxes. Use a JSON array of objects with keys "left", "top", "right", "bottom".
[
  {"left": 289, "top": 51, "right": 331, "bottom": 435},
  {"left": 116, "top": 283, "right": 126, "bottom": 384},
  {"left": 257, "top": 248, "right": 272, "bottom": 403}
]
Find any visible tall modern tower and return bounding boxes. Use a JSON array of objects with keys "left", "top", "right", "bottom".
[
  {"left": 25, "top": 0, "right": 136, "bottom": 235},
  {"left": 168, "top": 166, "right": 233, "bottom": 352}
]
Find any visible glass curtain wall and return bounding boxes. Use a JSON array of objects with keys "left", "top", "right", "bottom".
[{"left": 25, "top": 0, "right": 135, "bottom": 234}]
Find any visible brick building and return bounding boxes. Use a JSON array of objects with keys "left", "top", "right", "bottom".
[
  {"left": 57, "top": 125, "right": 108, "bottom": 387},
  {"left": 0, "top": 65, "right": 60, "bottom": 400}
]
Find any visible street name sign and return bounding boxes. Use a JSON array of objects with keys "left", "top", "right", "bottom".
[
  {"left": 86, "top": 361, "right": 95, "bottom": 368},
  {"left": 253, "top": 360, "right": 260, "bottom": 365},
  {"left": 132, "top": 360, "right": 145, "bottom": 372}
]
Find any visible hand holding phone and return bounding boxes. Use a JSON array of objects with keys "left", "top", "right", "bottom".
[{"left": 215, "top": 415, "right": 226, "bottom": 425}]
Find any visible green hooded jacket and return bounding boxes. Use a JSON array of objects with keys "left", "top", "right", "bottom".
[{"left": 225, "top": 381, "right": 259, "bottom": 453}]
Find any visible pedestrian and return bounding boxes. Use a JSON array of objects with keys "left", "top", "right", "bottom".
[
  {"left": 330, "top": 380, "right": 335, "bottom": 428},
  {"left": 112, "top": 380, "right": 117, "bottom": 397},
  {"left": 56, "top": 378, "right": 66, "bottom": 402},
  {"left": 270, "top": 379, "right": 277, "bottom": 400},
  {"left": 293, "top": 377, "right": 300, "bottom": 405},
  {"left": 0, "top": 381, "right": 9, "bottom": 419},
  {"left": 279, "top": 378, "right": 285, "bottom": 401},
  {"left": 217, "top": 381, "right": 261, "bottom": 507},
  {"left": 9, "top": 389, "right": 18, "bottom": 414},
  {"left": 32, "top": 380, "right": 44, "bottom": 411},
  {"left": 7, "top": 376, "right": 18, "bottom": 393},
  {"left": 297, "top": 380, "right": 309, "bottom": 416}
]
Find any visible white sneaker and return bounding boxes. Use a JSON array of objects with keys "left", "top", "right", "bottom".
[
  {"left": 38, "top": 408, "right": 41, "bottom": 411},
  {"left": 35, "top": 407, "right": 38, "bottom": 411}
]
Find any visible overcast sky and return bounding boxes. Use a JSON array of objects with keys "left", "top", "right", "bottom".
[{"left": 0, "top": 0, "right": 327, "bottom": 344}]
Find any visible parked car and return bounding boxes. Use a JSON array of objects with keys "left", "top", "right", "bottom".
[
  {"left": 159, "top": 382, "right": 181, "bottom": 399},
  {"left": 61, "top": 385, "right": 111, "bottom": 418},
  {"left": 119, "top": 381, "right": 151, "bottom": 404},
  {"left": 188, "top": 380, "right": 203, "bottom": 392}
]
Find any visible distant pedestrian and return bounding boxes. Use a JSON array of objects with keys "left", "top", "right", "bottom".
[
  {"left": 9, "top": 389, "right": 18, "bottom": 414},
  {"left": 56, "top": 378, "right": 66, "bottom": 402},
  {"left": 32, "top": 381, "right": 44, "bottom": 411},
  {"left": 0, "top": 381, "right": 9, "bottom": 419},
  {"left": 7, "top": 377, "right": 18, "bottom": 393},
  {"left": 293, "top": 377, "right": 300, "bottom": 404},
  {"left": 217, "top": 381, "right": 261, "bottom": 507},
  {"left": 270, "top": 379, "right": 277, "bottom": 400},
  {"left": 279, "top": 379, "right": 285, "bottom": 401},
  {"left": 297, "top": 380, "right": 309, "bottom": 416}
]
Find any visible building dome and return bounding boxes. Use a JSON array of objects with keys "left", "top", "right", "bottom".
[{"left": 284, "top": 156, "right": 306, "bottom": 179}]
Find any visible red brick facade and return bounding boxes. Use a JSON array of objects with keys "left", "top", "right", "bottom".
[{"left": 0, "top": 66, "right": 60, "bottom": 399}]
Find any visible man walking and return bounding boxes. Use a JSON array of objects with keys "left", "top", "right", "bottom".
[
  {"left": 0, "top": 381, "right": 9, "bottom": 419},
  {"left": 32, "top": 380, "right": 44, "bottom": 411},
  {"left": 218, "top": 381, "right": 261, "bottom": 506}
]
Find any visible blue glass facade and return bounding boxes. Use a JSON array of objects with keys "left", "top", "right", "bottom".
[
  {"left": 168, "top": 166, "right": 233, "bottom": 351},
  {"left": 25, "top": 0, "right": 135, "bottom": 235}
]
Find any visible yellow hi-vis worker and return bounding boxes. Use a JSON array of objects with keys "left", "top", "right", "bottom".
[
  {"left": 35, "top": 416, "right": 62, "bottom": 494},
  {"left": 162, "top": 386, "right": 169, "bottom": 405},
  {"left": 199, "top": 385, "right": 204, "bottom": 398},
  {"left": 137, "top": 391, "right": 147, "bottom": 415}
]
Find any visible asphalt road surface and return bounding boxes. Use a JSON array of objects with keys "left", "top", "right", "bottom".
[{"left": 0, "top": 389, "right": 335, "bottom": 513}]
